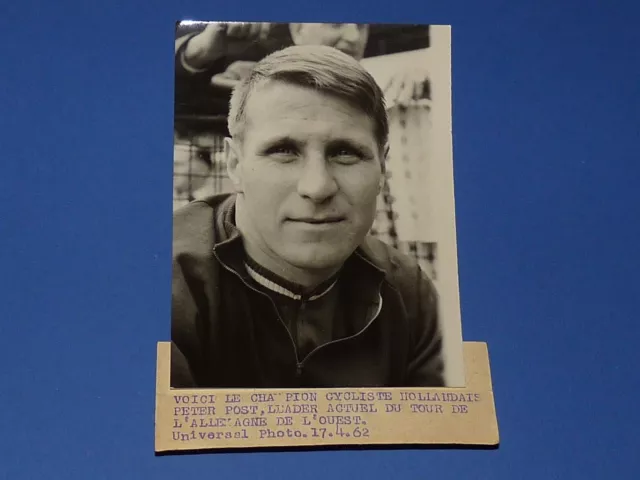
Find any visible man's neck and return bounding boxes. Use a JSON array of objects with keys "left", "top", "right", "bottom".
[
  {"left": 244, "top": 254, "right": 339, "bottom": 300},
  {"left": 234, "top": 200, "right": 341, "bottom": 290},
  {"left": 241, "top": 238, "right": 341, "bottom": 291}
]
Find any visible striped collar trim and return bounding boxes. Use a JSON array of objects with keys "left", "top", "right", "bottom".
[{"left": 244, "top": 262, "right": 339, "bottom": 301}]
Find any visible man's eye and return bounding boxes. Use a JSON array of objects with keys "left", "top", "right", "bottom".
[
  {"left": 336, "top": 148, "right": 358, "bottom": 156},
  {"left": 274, "top": 147, "right": 296, "bottom": 155},
  {"left": 266, "top": 145, "right": 296, "bottom": 155},
  {"left": 329, "top": 148, "right": 364, "bottom": 164},
  {"left": 264, "top": 145, "right": 299, "bottom": 162}
]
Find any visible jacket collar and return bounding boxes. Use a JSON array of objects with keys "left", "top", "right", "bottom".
[{"left": 244, "top": 254, "right": 340, "bottom": 301}]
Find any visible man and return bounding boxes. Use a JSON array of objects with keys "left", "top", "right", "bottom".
[{"left": 171, "top": 45, "right": 444, "bottom": 388}]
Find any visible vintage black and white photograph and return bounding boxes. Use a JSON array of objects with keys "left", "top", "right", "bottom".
[{"left": 170, "top": 21, "right": 465, "bottom": 389}]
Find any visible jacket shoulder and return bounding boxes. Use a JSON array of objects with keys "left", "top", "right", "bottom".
[
  {"left": 173, "top": 200, "right": 216, "bottom": 258},
  {"left": 361, "top": 236, "right": 421, "bottom": 284},
  {"left": 360, "top": 236, "right": 438, "bottom": 311},
  {"left": 173, "top": 194, "right": 232, "bottom": 258}
]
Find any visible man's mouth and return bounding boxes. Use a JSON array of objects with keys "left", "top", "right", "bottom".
[{"left": 290, "top": 217, "right": 345, "bottom": 224}]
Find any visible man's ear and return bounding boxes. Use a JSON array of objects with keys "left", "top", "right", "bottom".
[
  {"left": 225, "top": 137, "right": 244, "bottom": 193},
  {"left": 378, "top": 144, "right": 390, "bottom": 193}
]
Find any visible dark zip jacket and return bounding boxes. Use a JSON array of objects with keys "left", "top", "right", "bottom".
[{"left": 171, "top": 194, "right": 444, "bottom": 388}]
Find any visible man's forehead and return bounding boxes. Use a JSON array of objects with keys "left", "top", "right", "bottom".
[
  {"left": 243, "top": 80, "right": 373, "bottom": 128},
  {"left": 243, "top": 94, "right": 375, "bottom": 147},
  {"left": 244, "top": 79, "right": 323, "bottom": 109}
]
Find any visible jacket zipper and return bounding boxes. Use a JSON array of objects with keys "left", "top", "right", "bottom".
[
  {"left": 299, "top": 286, "right": 384, "bottom": 370},
  {"left": 214, "top": 251, "right": 384, "bottom": 378},
  {"left": 214, "top": 254, "right": 302, "bottom": 371}
]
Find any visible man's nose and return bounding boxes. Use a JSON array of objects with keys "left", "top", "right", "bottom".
[
  {"left": 296, "top": 155, "right": 338, "bottom": 203},
  {"left": 340, "top": 24, "right": 361, "bottom": 43}
]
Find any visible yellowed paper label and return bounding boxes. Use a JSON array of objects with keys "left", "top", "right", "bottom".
[{"left": 155, "top": 341, "right": 499, "bottom": 452}]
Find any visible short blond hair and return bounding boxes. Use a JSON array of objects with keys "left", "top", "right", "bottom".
[{"left": 228, "top": 45, "right": 388, "bottom": 152}]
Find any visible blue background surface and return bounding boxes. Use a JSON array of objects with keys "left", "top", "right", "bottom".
[{"left": 1, "top": 1, "right": 638, "bottom": 478}]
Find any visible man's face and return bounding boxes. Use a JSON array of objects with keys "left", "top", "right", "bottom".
[
  {"left": 227, "top": 80, "right": 383, "bottom": 273},
  {"left": 289, "top": 23, "right": 369, "bottom": 60}
]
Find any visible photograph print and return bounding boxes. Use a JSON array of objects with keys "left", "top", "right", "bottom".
[{"left": 170, "top": 21, "right": 465, "bottom": 389}]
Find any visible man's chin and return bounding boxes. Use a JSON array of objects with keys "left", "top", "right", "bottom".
[{"left": 279, "top": 246, "right": 352, "bottom": 272}]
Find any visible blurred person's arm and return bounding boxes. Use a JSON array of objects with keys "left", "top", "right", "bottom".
[
  {"left": 174, "top": 23, "right": 269, "bottom": 118},
  {"left": 177, "top": 23, "right": 271, "bottom": 74}
]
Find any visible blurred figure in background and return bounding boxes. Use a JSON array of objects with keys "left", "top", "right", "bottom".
[
  {"left": 175, "top": 22, "right": 277, "bottom": 121},
  {"left": 175, "top": 22, "right": 428, "bottom": 115},
  {"left": 288, "top": 23, "right": 368, "bottom": 59},
  {"left": 289, "top": 23, "right": 428, "bottom": 109},
  {"left": 173, "top": 132, "right": 214, "bottom": 211}
]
